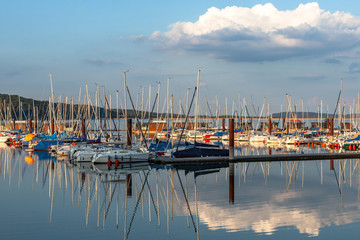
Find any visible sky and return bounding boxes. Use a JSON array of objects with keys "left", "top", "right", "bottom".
[{"left": 1, "top": 0, "right": 360, "bottom": 115}]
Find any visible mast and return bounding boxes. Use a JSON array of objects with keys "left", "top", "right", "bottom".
[
  {"left": 124, "top": 70, "right": 128, "bottom": 133},
  {"left": 194, "top": 69, "right": 200, "bottom": 140}
]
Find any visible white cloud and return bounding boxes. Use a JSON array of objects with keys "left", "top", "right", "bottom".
[{"left": 150, "top": 2, "right": 360, "bottom": 62}]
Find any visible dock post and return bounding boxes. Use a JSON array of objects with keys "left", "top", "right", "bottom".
[
  {"left": 330, "top": 118, "right": 334, "bottom": 141},
  {"left": 283, "top": 118, "right": 286, "bottom": 130},
  {"left": 287, "top": 122, "right": 289, "bottom": 134},
  {"left": 127, "top": 118, "right": 132, "bottom": 148},
  {"left": 326, "top": 118, "right": 329, "bottom": 129},
  {"left": 222, "top": 118, "right": 226, "bottom": 132},
  {"left": 34, "top": 118, "right": 37, "bottom": 133},
  {"left": 229, "top": 163, "right": 234, "bottom": 204},
  {"left": 12, "top": 119, "right": 15, "bottom": 130},
  {"left": 229, "top": 118, "right": 234, "bottom": 160},
  {"left": 126, "top": 174, "right": 132, "bottom": 197},
  {"left": 81, "top": 118, "right": 86, "bottom": 138},
  {"left": 28, "top": 118, "right": 32, "bottom": 133},
  {"left": 268, "top": 117, "right": 272, "bottom": 135},
  {"left": 51, "top": 119, "right": 54, "bottom": 135}
]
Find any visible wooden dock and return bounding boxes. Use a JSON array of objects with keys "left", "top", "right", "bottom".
[{"left": 149, "top": 152, "right": 360, "bottom": 165}]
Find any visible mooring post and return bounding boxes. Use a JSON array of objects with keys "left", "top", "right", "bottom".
[
  {"left": 12, "top": 119, "right": 15, "bottom": 130},
  {"left": 34, "top": 118, "right": 37, "bottom": 133},
  {"left": 229, "top": 118, "right": 234, "bottom": 160},
  {"left": 127, "top": 118, "right": 132, "bottom": 148},
  {"left": 268, "top": 117, "right": 272, "bottom": 135},
  {"left": 229, "top": 163, "right": 234, "bottom": 204},
  {"left": 51, "top": 119, "right": 54, "bottom": 135},
  {"left": 28, "top": 118, "right": 32, "bottom": 133},
  {"left": 81, "top": 118, "right": 86, "bottom": 138},
  {"left": 126, "top": 174, "right": 132, "bottom": 197},
  {"left": 287, "top": 122, "right": 289, "bottom": 134},
  {"left": 330, "top": 118, "right": 334, "bottom": 141},
  {"left": 326, "top": 118, "right": 329, "bottom": 129},
  {"left": 283, "top": 118, "right": 286, "bottom": 130},
  {"left": 222, "top": 118, "right": 226, "bottom": 132}
]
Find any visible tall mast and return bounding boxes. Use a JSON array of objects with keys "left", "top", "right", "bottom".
[
  {"left": 167, "top": 77, "right": 170, "bottom": 129},
  {"left": 124, "top": 70, "right": 128, "bottom": 128},
  {"left": 194, "top": 69, "right": 200, "bottom": 137}
]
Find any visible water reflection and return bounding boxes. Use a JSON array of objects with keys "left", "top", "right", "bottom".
[{"left": 1, "top": 146, "right": 360, "bottom": 239}]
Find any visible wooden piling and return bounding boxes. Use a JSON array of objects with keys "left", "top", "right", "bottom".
[
  {"left": 34, "top": 118, "right": 37, "bottom": 133},
  {"left": 229, "top": 118, "right": 234, "bottom": 160},
  {"left": 81, "top": 119, "right": 86, "bottom": 138},
  {"left": 28, "top": 119, "right": 32, "bottom": 133},
  {"left": 287, "top": 122, "right": 289, "bottom": 134},
  {"left": 330, "top": 119, "right": 334, "bottom": 137},
  {"left": 12, "top": 119, "right": 15, "bottom": 130},
  {"left": 268, "top": 118, "right": 272, "bottom": 135},
  {"left": 283, "top": 118, "right": 286, "bottom": 130},
  {"left": 51, "top": 119, "right": 54, "bottom": 135},
  {"left": 127, "top": 118, "right": 132, "bottom": 148},
  {"left": 222, "top": 118, "right": 225, "bottom": 132}
]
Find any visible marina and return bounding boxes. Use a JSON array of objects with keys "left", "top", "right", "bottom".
[{"left": 3, "top": 1, "right": 360, "bottom": 239}]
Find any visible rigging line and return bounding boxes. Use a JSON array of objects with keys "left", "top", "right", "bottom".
[
  {"left": 176, "top": 87, "right": 197, "bottom": 152},
  {"left": 143, "top": 93, "right": 159, "bottom": 138},
  {"left": 126, "top": 86, "right": 149, "bottom": 150},
  {"left": 333, "top": 165, "right": 342, "bottom": 195},
  {"left": 126, "top": 170, "right": 150, "bottom": 239},
  {"left": 332, "top": 90, "right": 342, "bottom": 122},
  {"left": 145, "top": 173, "right": 159, "bottom": 216},
  {"left": 176, "top": 169, "right": 197, "bottom": 233},
  {"left": 104, "top": 182, "right": 118, "bottom": 220}
]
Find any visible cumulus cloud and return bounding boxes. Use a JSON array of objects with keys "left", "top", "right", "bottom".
[{"left": 149, "top": 2, "right": 360, "bottom": 62}]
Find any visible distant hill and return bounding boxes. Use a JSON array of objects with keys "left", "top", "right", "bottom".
[
  {"left": 0, "top": 93, "right": 168, "bottom": 120},
  {"left": 0, "top": 94, "right": 354, "bottom": 120}
]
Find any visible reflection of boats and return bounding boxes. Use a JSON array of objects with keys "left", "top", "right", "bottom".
[
  {"left": 172, "top": 163, "right": 229, "bottom": 176},
  {"left": 92, "top": 162, "right": 150, "bottom": 175},
  {"left": 92, "top": 149, "right": 149, "bottom": 164}
]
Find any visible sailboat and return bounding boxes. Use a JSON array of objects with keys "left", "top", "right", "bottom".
[{"left": 173, "top": 70, "right": 229, "bottom": 158}]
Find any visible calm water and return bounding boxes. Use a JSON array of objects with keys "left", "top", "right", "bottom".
[{"left": 1, "top": 145, "right": 360, "bottom": 240}]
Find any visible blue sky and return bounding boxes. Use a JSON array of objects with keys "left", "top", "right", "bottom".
[{"left": 1, "top": 0, "right": 360, "bottom": 114}]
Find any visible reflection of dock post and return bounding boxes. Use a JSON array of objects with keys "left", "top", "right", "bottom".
[
  {"left": 229, "top": 163, "right": 234, "bottom": 204},
  {"left": 229, "top": 118, "right": 235, "bottom": 204},
  {"left": 126, "top": 174, "right": 132, "bottom": 197},
  {"left": 127, "top": 118, "right": 132, "bottom": 148},
  {"left": 330, "top": 159, "right": 334, "bottom": 170},
  {"left": 229, "top": 118, "right": 234, "bottom": 160}
]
